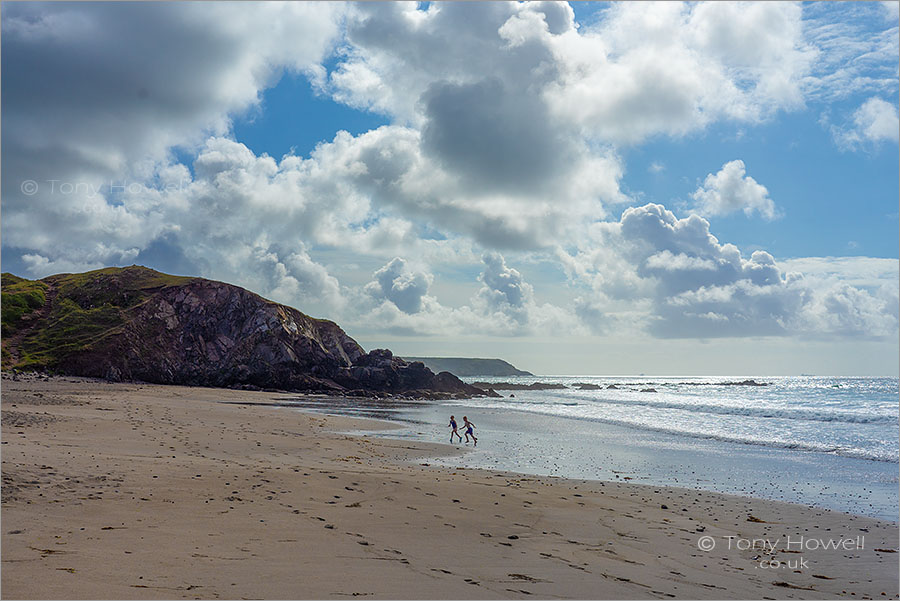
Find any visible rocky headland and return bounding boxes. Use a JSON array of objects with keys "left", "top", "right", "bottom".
[{"left": 1, "top": 266, "right": 483, "bottom": 399}]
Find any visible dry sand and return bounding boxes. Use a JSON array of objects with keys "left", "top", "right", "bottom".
[{"left": 1, "top": 375, "right": 897, "bottom": 599}]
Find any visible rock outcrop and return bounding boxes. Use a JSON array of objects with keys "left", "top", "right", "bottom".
[
  {"left": 1, "top": 266, "right": 483, "bottom": 398},
  {"left": 573, "top": 382, "right": 603, "bottom": 390},
  {"left": 469, "top": 381, "right": 568, "bottom": 391}
]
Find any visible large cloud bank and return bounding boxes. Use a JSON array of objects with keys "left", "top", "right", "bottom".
[{"left": 2, "top": 1, "right": 897, "bottom": 344}]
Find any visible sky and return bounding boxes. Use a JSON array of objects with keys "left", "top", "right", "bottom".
[{"left": 2, "top": 1, "right": 898, "bottom": 376}]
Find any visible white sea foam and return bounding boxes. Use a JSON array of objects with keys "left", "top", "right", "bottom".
[{"left": 455, "top": 376, "right": 899, "bottom": 463}]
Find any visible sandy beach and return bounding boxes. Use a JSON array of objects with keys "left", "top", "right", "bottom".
[{"left": 1, "top": 375, "right": 897, "bottom": 600}]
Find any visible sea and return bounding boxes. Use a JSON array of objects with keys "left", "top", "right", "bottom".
[{"left": 286, "top": 376, "right": 900, "bottom": 521}]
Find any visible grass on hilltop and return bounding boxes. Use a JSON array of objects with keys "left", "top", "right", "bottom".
[
  {"left": 3, "top": 266, "right": 196, "bottom": 371},
  {"left": 1, "top": 273, "right": 49, "bottom": 338}
]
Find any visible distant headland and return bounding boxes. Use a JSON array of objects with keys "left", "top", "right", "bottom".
[{"left": 402, "top": 357, "right": 533, "bottom": 377}]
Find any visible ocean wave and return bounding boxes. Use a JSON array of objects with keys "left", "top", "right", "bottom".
[
  {"left": 553, "top": 394, "right": 897, "bottom": 425},
  {"left": 456, "top": 402, "right": 899, "bottom": 463}
]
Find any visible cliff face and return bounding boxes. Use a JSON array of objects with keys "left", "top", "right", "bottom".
[{"left": 1, "top": 266, "right": 482, "bottom": 397}]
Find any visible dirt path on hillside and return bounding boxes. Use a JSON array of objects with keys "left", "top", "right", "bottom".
[{"left": 3, "top": 282, "right": 57, "bottom": 366}]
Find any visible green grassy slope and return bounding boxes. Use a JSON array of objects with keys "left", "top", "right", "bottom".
[
  {"left": 2, "top": 266, "right": 196, "bottom": 371},
  {"left": 1, "top": 274, "right": 48, "bottom": 338}
]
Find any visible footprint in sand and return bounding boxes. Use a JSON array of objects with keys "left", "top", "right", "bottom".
[{"left": 508, "top": 574, "right": 548, "bottom": 583}]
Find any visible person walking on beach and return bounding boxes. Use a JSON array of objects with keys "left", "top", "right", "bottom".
[
  {"left": 462, "top": 416, "right": 477, "bottom": 446},
  {"left": 448, "top": 415, "right": 462, "bottom": 443}
]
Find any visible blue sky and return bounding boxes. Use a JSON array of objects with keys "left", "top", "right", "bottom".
[
  {"left": 232, "top": 71, "right": 390, "bottom": 162},
  {"left": 2, "top": 1, "right": 898, "bottom": 374}
]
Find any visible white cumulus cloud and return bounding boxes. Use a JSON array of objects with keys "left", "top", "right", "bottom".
[
  {"left": 564, "top": 203, "right": 897, "bottom": 339},
  {"left": 831, "top": 97, "right": 900, "bottom": 151},
  {"left": 366, "top": 258, "right": 433, "bottom": 314},
  {"left": 691, "top": 160, "right": 778, "bottom": 220}
]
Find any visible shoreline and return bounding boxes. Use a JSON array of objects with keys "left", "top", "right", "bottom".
[
  {"left": 2, "top": 376, "right": 897, "bottom": 599},
  {"left": 284, "top": 392, "right": 900, "bottom": 522},
  {"left": 289, "top": 404, "right": 900, "bottom": 525}
]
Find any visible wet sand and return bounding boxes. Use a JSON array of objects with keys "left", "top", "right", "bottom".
[{"left": 2, "top": 375, "right": 897, "bottom": 599}]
